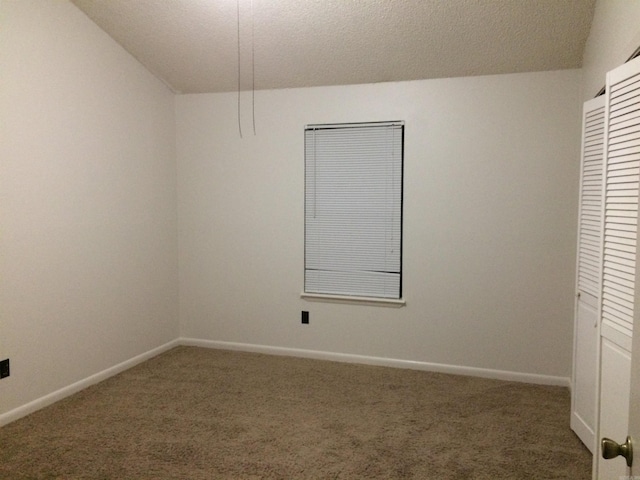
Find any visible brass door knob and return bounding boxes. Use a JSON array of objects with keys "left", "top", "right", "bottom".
[{"left": 601, "top": 436, "right": 633, "bottom": 467}]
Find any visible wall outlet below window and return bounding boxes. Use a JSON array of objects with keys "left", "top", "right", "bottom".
[
  {"left": 0, "top": 359, "right": 9, "bottom": 379},
  {"left": 301, "top": 311, "right": 309, "bottom": 324}
]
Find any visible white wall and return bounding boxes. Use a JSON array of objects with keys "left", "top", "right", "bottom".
[
  {"left": 0, "top": 0, "right": 178, "bottom": 417},
  {"left": 582, "top": 0, "right": 640, "bottom": 100},
  {"left": 177, "top": 70, "right": 582, "bottom": 380}
]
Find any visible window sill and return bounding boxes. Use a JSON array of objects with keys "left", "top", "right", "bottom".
[{"left": 300, "top": 292, "right": 406, "bottom": 307}]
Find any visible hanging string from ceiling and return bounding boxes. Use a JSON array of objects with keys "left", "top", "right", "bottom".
[
  {"left": 237, "top": 0, "right": 256, "bottom": 138},
  {"left": 251, "top": 0, "right": 256, "bottom": 136},
  {"left": 237, "top": 0, "right": 243, "bottom": 138}
]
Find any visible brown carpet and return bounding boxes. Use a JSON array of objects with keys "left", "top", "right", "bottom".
[{"left": 0, "top": 346, "right": 590, "bottom": 479}]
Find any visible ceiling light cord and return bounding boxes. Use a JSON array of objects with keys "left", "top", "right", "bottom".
[
  {"left": 251, "top": 0, "right": 256, "bottom": 136},
  {"left": 237, "top": 0, "right": 243, "bottom": 138},
  {"left": 237, "top": 0, "right": 257, "bottom": 138}
]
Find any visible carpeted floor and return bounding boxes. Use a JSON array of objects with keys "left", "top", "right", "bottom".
[{"left": 0, "top": 346, "right": 591, "bottom": 479}]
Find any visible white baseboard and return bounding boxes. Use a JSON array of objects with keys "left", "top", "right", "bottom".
[
  {"left": 571, "top": 412, "right": 596, "bottom": 454},
  {"left": 0, "top": 339, "right": 180, "bottom": 427},
  {"left": 179, "top": 338, "right": 571, "bottom": 388}
]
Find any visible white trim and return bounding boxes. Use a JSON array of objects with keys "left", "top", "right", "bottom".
[
  {"left": 180, "top": 338, "right": 570, "bottom": 387},
  {"left": 0, "top": 339, "right": 180, "bottom": 427},
  {"left": 300, "top": 292, "right": 406, "bottom": 307},
  {"left": 571, "top": 410, "right": 597, "bottom": 454}
]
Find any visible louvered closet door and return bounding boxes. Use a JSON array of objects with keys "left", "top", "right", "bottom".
[
  {"left": 596, "top": 55, "right": 640, "bottom": 480},
  {"left": 571, "top": 96, "right": 605, "bottom": 453}
]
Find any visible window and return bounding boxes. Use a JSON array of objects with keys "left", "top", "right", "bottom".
[{"left": 304, "top": 121, "right": 404, "bottom": 301}]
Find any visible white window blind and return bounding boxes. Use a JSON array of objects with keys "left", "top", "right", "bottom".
[{"left": 304, "top": 122, "right": 403, "bottom": 299}]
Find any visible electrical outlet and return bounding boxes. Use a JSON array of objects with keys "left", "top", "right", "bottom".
[
  {"left": 0, "top": 359, "right": 9, "bottom": 379},
  {"left": 301, "top": 311, "right": 309, "bottom": 324}
]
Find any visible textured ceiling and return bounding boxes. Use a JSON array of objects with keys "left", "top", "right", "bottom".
[{"left": 70, "top": 0, "right": 596, "bottom": 94}]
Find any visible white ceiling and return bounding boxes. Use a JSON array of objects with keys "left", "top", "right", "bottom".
[{"left": 70, "top": 0, "right": 596, "bottom": 94}]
